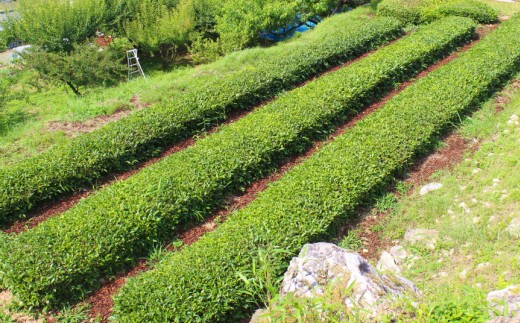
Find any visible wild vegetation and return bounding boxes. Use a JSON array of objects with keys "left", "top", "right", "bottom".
[{"left": 378, "top": 0, "right": 498, "bottom": 24}]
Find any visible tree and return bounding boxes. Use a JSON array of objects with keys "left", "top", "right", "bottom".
[
  {"left": 124, "top": 0, "right": 196, "bottom": 70},
  {"left": 5, "top": 0, "right": 107, "bottom": 52},
  {"left": 21, "top": 43, "right": 127, "bottom": 96}
]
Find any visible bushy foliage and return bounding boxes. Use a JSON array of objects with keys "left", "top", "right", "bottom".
[
  {"left": 3, "top": 0, "right": 352, "bottom": 64},
  {"left": 0, "top": 15, "right": 403, "bottom": 224},
  {"left": 113, "top": 14, "right": 520, "bottom": 321},
  {"left": 0, "top": 16, "right": 477, "bottom": 309},
  {"left": 377, "top": 0, "right": 498, "bottom": 24},
  {"left": 20, "top": 43, "right": 126, "bottom": 96},
  {"left": 123, "top": 0, "right": 196, "bottom": 69},
  {"left": 4, "top": 0, "right": 106, "bottom": 52}
]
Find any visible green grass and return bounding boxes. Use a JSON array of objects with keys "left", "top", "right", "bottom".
[
  {"left": 477, "top": 0, "right": 520, "bottom": 16},
  {"left": 375, "top": 72, "right": 520, "bottom": 321}
]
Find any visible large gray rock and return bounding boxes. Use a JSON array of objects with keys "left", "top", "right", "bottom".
[
  {"left": 280, "top": 243, "right": 419, "bottom": 311},
  {"left": 487, "top": 285, "right": 520, "bottom": 319}
]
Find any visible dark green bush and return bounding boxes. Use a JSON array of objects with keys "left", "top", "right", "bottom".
[
  {"left": 0, "top": 15, "right": 403, "bottom": 223},
  {"left": 378, "top": 0, "right": 423, "bottom": 24},
  {"left": 112, "top": 14, "right": 520, "bottom": 322},
  {"left": 421, "top": 0, "right": 498, "bottom": 23},
  {"left": 0, "top": 17, "right": 476, "bottom": 308},
  {"left": 378, "top": 0, "right": 498, "bottom": 24}
]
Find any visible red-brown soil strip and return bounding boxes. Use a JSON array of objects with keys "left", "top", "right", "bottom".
[
  {"left": 3, "top": 35, "right": 408, "bottom": 234},
  {"left": 83, "top": 26, "right": 496, "bottom": 322}
]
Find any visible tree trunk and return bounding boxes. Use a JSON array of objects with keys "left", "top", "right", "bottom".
[{"left": 62, "top": 79, "right": 82, "bottom": 96}]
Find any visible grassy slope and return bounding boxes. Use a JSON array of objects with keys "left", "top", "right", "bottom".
[
  {"left": 0, "top": 6, "right": 373, "bottom": 166},
  {"left": 375, "top": 73, "right": 520, "bottom": 321}
]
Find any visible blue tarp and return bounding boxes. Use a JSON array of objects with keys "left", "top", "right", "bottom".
[{"left": 259, "top": 18, "right": 319, "bottom": 42}]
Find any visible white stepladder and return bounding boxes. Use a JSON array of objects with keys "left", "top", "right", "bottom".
[{"left": 127, "top": 49, "right": 146, "bottom": 81}]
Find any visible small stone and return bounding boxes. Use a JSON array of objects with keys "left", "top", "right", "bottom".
[
  {"left": 377, "top": 251, "right": 401, "bottom": 274},
  {"left": 471, "top": 198, "right": 478, "bottom": 204},
  {"left": 487, "top": 285, "right": 520, "bottom": 318},
  {"left": 459, "top": 269, "right": 467, "bottom": 280},
  {"left": 493, "top": 178, "right": 501, "bottom": 184},
  {"left": 476, "top": 262, "right": 491, "bottom": 271},
  {"left": 250, "top": 309, "right": 269, "bottom": 323},
  {"left": 473, "top": 168, "right": 482, "bottom": 175},
  {"left": 404, "top": 229, "right": 439, "bottom": 248},
  {"left": 473, "top": 217, "right": 481, "bottom": 224},
  {"left": 420, "top": 183, "right": 443, "bottom": 196},
  {"left": 506, "top": 218, "right": 520, "bottom": 239},
  {"left": 389, "top": 245, "right": 408, "bottom": 264},
  {"left": 439, "top": 272, "right": 449, "bottom": 277}
]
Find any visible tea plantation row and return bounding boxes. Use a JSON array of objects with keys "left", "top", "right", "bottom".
[
  {"left": 0, "top": 17, "right": 478, "bottom": 308},
  {"left": 0, "top": 15, "right": 403, "bottom": 223},
  {"left": 378, "top": 0, "right": 498, "bottom": 24},
  {"left": 113, "top": 14, "right": 520, "bottom": 322}
]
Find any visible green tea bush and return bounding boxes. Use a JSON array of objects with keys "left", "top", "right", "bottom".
[
  {"left": 0, "top": 15, "right": 403, "bottom": 223},
  {"left": 0, "top": 17, "right": 476, "bottom": 308},
  {"left": 378, "top": 0, "right": 498, "bottom": 24},
  {"left": 112, "top": 14, "right": 520, "bottom": 321},
  {"left": 421, "top": 0, "right": 498, "bottom": 23}
]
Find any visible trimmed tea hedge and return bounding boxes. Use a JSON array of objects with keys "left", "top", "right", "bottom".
[
  {"left": 0, "top": 15, "right": 403, "bottom": 223},
  {"left": 0, "top": 17, "right": 476, "bottom": 307},
  {"left": 112, "top": 14, "right": 520, "bottom": 322},
  {"left": 378, "top": 0, "right": 498, "bottom": 24}
]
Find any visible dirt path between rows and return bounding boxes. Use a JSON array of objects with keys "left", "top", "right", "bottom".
[{"left": 83, "top": 25, "right": 497, "bottom": 322}]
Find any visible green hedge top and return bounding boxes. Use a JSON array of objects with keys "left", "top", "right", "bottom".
[
  {"left": 0, "top": 15, "right": 403, "bottom": 224},
  {"left": 378, "top": 0, "right": 498, "bottom": 24},
  {"left": 0, "top": 17, "right": 476, "bottom": 308},
  {"left": 113, "top": 13, "right": 520, "bottom": 322}
]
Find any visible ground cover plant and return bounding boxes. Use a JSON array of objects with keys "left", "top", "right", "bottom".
[
  {"left": 377, "top": 0, "right": 498, "bottom": 24},
  {"left": 0, "top": 17, "right": 477, "bottom": 308},
  {"left": 0, "top": 15, "right": 404, "bottom": 223},
  {"left": 112, "top": 14, "right": 520, "bottom": 321}
]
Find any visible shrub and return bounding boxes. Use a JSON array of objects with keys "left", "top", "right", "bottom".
[
  {"left": 0, "top": 17, "right": 477, "bottom": 308},
  {"left": 20, "top": 43, "right": 127, "bottom": 96},
  {"left": 420, "top": 0, "right": 498, "bottom": 23},
  {"left": 0, "top": 15, "right": 404, "bottom": 223},
  {"left": 112, "top": 14, "right": 520, "bottom": 322},
  {"left": 377, "top": 0, "right": 498, "bottom": 24}
]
